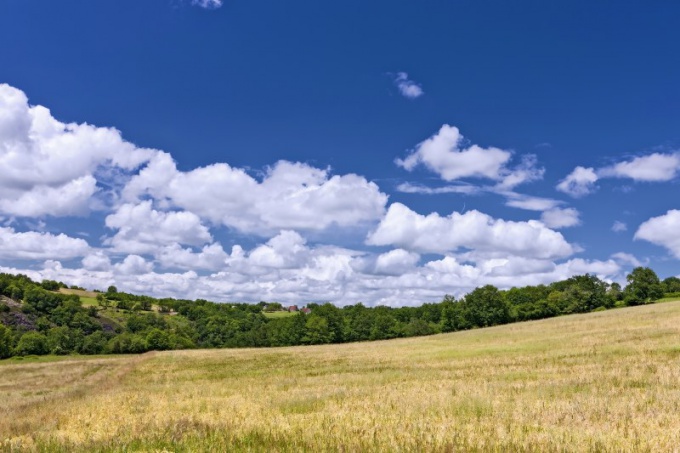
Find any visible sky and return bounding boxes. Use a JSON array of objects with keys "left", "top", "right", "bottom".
[{"left": 0, "top": 0, "right": 679, "bottom": 306}]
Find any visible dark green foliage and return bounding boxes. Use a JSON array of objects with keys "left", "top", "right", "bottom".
[
  {"left": 80, "top": 331, "right": 108, "bottom": 355},
  {"left": 47, "top": 326, "right": 84, "bottom": 355},
  {"left": 461, "top": 285, "right": 511, "bottom": 327},
  {"left": 624, "top": 267, "right": 664, "bottom": 305},
  {"left": 0, "top": 325, "right": 12, "bottom": 358},
  {"left": 302, "top": 315, "right": 332, "bottom": 344},
  {"left": 40, "top": 280, "right": 62, "bottom": 291},
  {"left": 146, "top": 328, "right": 171, "bottom": 351},
  {"left": 663, "top": 276, "right": 680, "bottom": 294},
  {"left": 15, "top": 331, "right": 49, "bottom": 356}
]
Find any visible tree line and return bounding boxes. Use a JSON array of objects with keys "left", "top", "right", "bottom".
[{"left": 0, "top": 267, "right": 678, "bottom": 358}]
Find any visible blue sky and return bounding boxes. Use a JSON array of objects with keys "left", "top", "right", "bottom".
[{"left": 0, "top": 0, "right": 679, "bottom": 305}]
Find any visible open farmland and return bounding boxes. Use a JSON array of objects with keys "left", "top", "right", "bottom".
[{"left": 2, "top": 301, "right": 680, "bottom": 452}]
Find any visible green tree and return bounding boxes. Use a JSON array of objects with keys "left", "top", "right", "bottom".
[
  {"left": 47, "top": 326, "right": 83, "bottom": 355},
  {"left": 146, "top": 328, "right": 171, "bottom": 351},
  {"left": 80, "top": 331, "right": 108, "bottom": 355},
  {"left": 0, "top": 325, "right": 13, "bottom": 359},
  {"left": 662, "top": 276, "right": 680, "bottom": 294},
  {"left": 15, "top": 332, "right": 49, "bottom": 356},
  {"left": 462, "top": 285, "right": 511, "bottom": 328},
  {"left": 40, "top": 280, "right": 61, "bottom": 291},
  {"left": 624, "top": 267, "right": 664, "bottom": 306},
  {"left": 302, "top": 315, "right": 332, "bottom": 344}
]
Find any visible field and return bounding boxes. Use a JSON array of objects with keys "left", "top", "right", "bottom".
[
  {"left": 2, "top": 302, "right": 680, "bottom": 452},
  {"left": 57, "top": 288, "right": 99, "bottom": 307},
  {"left": 263, "top": 311, "right": 297, "bottom": 319}
]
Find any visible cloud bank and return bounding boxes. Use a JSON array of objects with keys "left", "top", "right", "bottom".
[{"left": 0, "top": 83, "right": 651, "bottom": 306}]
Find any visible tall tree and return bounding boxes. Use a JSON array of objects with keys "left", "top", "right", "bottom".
[{"left": 624, "top": 267, "right": 664, "bottom": 306}]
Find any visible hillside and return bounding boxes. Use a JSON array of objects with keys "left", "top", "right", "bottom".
[
  {"left": 2, "top": 301, "right": 680, "bottom": 451},
  {"left": 2, "top": 269, "right": 679, "bottom": 360}
]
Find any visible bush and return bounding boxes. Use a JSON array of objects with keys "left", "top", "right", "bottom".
[
  {"left": 0, "top": 325, "right": 13, "bottom": 359},
  {"left": 15, "top": 332, "right": 49, "bottom": 356},
  {"left": 80, "top": 332, "right": 108, "bottom": 355}
]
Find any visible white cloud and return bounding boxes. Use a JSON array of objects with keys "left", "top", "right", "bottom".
[
  {"left": 611, "top": 252, "right": 642, "bottom": 267},
  {"left": 124, "top": 154, "right": 387, "bottom": 235},
  {"left": 396, "top": 125, "right": 543, "bottom": 188},
  {"left": 635, "top": 209, "right": 680, "bottom": 258},
  {"left": 2, "top": 248, "right": 625, "bottom": 307},
  {"left": 191, "top": 0, "right": 222, "bottom": 9},
  {"left": 392, "top": 72, "right": 424, "bottom": 99},
  {"left": 373, "top": 249, "right": 420, "bottom": 275},
  {"left": 540, "top": 208, "right": 581, "bottom": 229},
  {"left": 396, "top": 125, "right": 511, "bottom": 181},
  {"left": 156, "top": 243, "right": 229, "bottom": 271},
  {"left": 367, "top": 202, "right": 575, "bottom": 260},
  {"left": 558, "top": 152, "right": 680, "bottom": 198},
  {"left": 503, "top": 193, "right": 562, "bottom": 211},
  {"left": 0, "top": 84, "right": 156, "bottom": 218},
  {"left": 115, "top": 255, "right": 153, "bottom": 275},
  {"left": 396, "top": 182, "right": 481, "bottom": 195},
  {"left": 82, "top": 252, "right": 112, "bottom": 271},
  {"left": 104, "top": 201, "right": 212, "bottom": 254},
  {"left": 556, "top": 166, "right": 598, "bottom": 197},
  {"left": 611, "top": 221, "right": 627, "bottom": 233},
  {"left": 0, "top": 226, "right": 90, "bottom": 260},
  {"left": 600, "top": 153, "right": 680, "bottom": 181},
  {"left": 495, "top": 154, "right": 545, "bottom": 190}
]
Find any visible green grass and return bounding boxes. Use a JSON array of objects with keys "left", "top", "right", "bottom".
[
  {"left": 653, "top": 295, "right": 680, "bottom": 303},
  {"left": 263, "top": 311, "right": 296, "bottom": 318}
]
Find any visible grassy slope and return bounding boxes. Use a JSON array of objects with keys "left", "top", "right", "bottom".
[
  {"left": 57, "top": 288, "right": 99, "bottom": 306},
  {"left": 2, "top": 302, "right": 680, "bottom": 452}
]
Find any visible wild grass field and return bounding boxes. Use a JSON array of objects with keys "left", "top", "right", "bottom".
[{"left": 2, "top": 301, "right": 680, "bottom": 452}]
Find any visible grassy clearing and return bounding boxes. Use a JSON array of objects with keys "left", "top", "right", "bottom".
[
  {"left": 3, "top": 302, "right": 680, "bottom": 451},
  {"left": 263, "top": 311, "right": 296, "bottom": 319},
  {"left": 57, "top": 289, "right": 99, "bottom": 307}
]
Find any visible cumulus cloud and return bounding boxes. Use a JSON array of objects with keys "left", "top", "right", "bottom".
[
  {"left": 82, "top": 252, "right": 112, "bottom": 271},
  {"left": 156, "top": 243, "right": 229, "bottom": 271},
  {"left": 392, "top": 72, "right": 424, "bottom": 99},
  {"left": 540, "top": 208, "right": 581, "bottom": 229},
  {"left": 0, "top": 84, "right": 156, "bottom": 217},
  {"left": 115, "top": 255, "right": 154, "bottom": 275},
  {"left": 396, "top": 125, "right": 543, "bottom": 188},
  {"left": 104, "top": 201, "right": 212, "bottom": 254},
  {"left": 600, "top": 153, "right": 680, "bottom": 181},
  {"left": 635, "top": 209, "right": 680, "bottom": 258},
  {"left": 556, "top": 166, "right": 598, "bottom": 197},
  {"left": 367, "top": 202, "right": 575, "bottom": 260},
  {"left": 558, "top": 152, "right": 680, "bottom": 198},
  {"left": 0, "top": 227, "right": 90, "bottom": 260},
  {"left": 0, "top": 83, "right": 641, "bottom": 307},
  {"left": 3, "top": 250, "right": 623, "bottom": 307},
  {"left": 123, "top": 154, "right": 387, "bottom": 235}
]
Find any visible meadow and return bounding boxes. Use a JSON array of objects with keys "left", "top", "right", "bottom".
[{"left": 2, "top": 301, "right": 680, "bottom": 452}]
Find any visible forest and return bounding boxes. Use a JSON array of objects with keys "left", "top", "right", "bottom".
[{"left": 1, "top": 267, "right": 679, "bottom": 358}]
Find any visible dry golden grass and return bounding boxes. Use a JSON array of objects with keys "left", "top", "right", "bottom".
[{"left": 3, "top": 302, "right": 680, "bottom": 452}]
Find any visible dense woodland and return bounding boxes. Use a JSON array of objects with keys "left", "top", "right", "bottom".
[{"left": 0, "top": 267, "right": 678, "bottom": 358}]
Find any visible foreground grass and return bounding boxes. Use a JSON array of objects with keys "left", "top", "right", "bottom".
[{"left": 3, "top": 302, "right": 680, "bottom": 452}]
